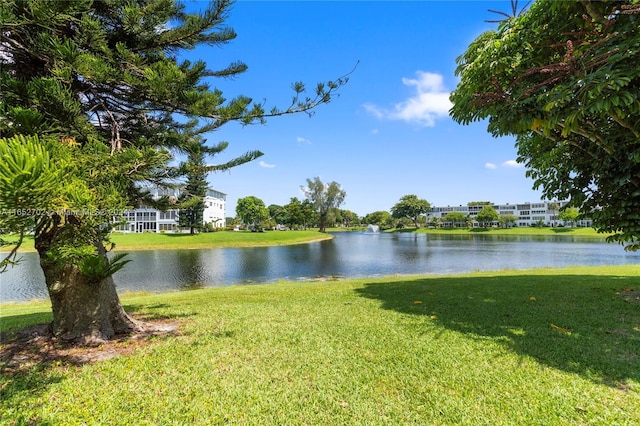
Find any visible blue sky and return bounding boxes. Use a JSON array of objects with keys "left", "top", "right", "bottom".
[{"left": 182, "top": 0, "right": 544, "bottom": 217}]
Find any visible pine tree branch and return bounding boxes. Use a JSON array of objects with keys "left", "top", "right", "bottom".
[{"left": 0, "top": 229, "right": 25, "bottom": 273}]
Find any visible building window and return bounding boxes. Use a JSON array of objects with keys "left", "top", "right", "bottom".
[{"left": 159, "top": 210, "right": 177, "bottom": 220}]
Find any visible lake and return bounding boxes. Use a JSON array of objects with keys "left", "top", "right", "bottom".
[{"left": 2, "top": 232, "right": 639, "bottom": 302}]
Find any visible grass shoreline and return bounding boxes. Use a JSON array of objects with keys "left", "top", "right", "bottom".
[
  {"left": 7, "top": 227, "right": 608, "bottom": 253},
  {"left": 403, "top": 226, "right": 607, "bottom": 237},
  {"left": 9, "top": 230, "right": 334, "bottom": 253},
  {"left": 1, "top": 264, "right": 638, "bottom": 424}
]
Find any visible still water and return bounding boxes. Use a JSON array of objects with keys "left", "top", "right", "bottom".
[{"left": 2, "top": 232, "right": 639, "bottom": 302}]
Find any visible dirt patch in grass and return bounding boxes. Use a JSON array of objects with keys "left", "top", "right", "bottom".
[
  {"left": 0, "top": 318, "right": 179, "bottom": 375},
  {"left": 620, "top": 288, "right": 640, "bottom": 304}
]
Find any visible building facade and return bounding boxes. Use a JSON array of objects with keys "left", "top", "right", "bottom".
[
  {"left": 115, "top": 186, "right": 226, "bottom": 233},
  {"left": 425, "top": 201, "right": 592, "bottom": 228}
]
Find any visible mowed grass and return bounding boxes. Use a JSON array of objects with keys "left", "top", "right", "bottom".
[
  {"left": 9, "top": 227, "right": 608, "bottom": 254},
  {"left": 1, "top": 265, "right": 639, "bottom": 425},
  {"left": 109, "top": 230, "right": 333, "bottom": 251},
  {"left": 412, "top": 226, "right": 608, "bottom": 238},
  {"left": 12, "top": 230, "right": 332, "bottom": 252}
]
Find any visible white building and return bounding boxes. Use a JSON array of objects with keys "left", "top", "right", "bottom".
[
  {"left": 426, "top": 201, "right": 592, "bottom": 228},
  {"left": 115, "top": 186, "right": 226, "bottom": 233}
]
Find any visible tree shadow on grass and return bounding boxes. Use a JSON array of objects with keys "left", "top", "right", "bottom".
[
  {"left": 1, "top": 320, "right": 85, "bottom": 423},
  {"left": 0, "top": 358, "right": 62, "bottom": 426},
  {"left": 1, "top": 311, "right": 53, "bottom": 338},
  {"left": 355, "top": 273, "right": 640, "bottom": 388},
  {"left": 0, "top": 304, "right": 184, "bottom": 411},
  {"left": 123, "top": 302, "right": 197, "bottom": 321}
]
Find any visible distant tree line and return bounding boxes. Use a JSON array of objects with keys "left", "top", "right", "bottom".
[
  {"left": 234, "top": 189, "right": 585, "bottom": 232},
  {"left": 235, "top": 177, "right": 351, "bottom": 232}
]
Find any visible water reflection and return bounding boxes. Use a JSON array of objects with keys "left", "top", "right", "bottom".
[
  {"left": 2, "top": 232, "right": 638, "bottom": 302},
  {"left": 237, "top": 247, "right": 272, "bottom": 282},
  {"left": 391, "top": 233, "right": 431, "bottom": 263},
  {"left": 173, "top": 250, "right": 207, "bottom": 290}
]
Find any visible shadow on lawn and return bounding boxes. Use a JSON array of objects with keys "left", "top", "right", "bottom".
[
  {"left": 1, "top": 305, "right": 184, "bottom": 413},
  {"left": 124, "top": 303, "right": 198, "bottom": 321},
  {"left": 0, "top": 311, "right": 53, "bottom": 338},
  {"left": 1, "top": 314, "right": 72, "bottom": 418},
  {"left": 0, "top": 363, "right": 62, "bottom": 426},
  {"left": 355, "top": 273, "right": 640, "bottom": 388}
]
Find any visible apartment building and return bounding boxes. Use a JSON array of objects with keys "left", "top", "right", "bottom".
[
  {"left": 114, "top": 186, "right": 226, "bottom": 233},
  {"left": 426, "top": 201, "right": 592, "bottom": 228}
]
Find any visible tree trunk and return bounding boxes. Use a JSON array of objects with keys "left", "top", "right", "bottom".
[
  {"left": 39, "top": 261, "right": 142, "bottom": 344},
  {"left": 318, "top": 212, "right": 327, "bottom": 233},
  {"left": 35, "top": 216, "right": 143, "bottom": 345}
]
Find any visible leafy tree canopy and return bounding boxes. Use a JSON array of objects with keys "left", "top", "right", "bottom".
[
  {"left": 283, "top": 197, "right": 303, "bottom": 229},
  {"left": 390, "top": 194, "right": 431, "bottom": 228},
  {"left": 443, "top": 211, "right": 468, "bottom": 223},
  {"left": 363, "top": 211, "right": 393, "bottom": 228},
  {"left": 475, "top": 206, "right": 499, "bottom": 227},
  {"left": 301, "top": 177, "right": 346, "bottom": 233},
  {"left": 268, "top": 204, "right": 287, "bottom": 225},
  {"left": 282, "top": 197, "right": 316, "bottom": 230},
  {"left": 499, "top": 213, "right": 518, "bottom": 228},
  {"left": 558, "top": 207, "right": 581, "bottom": 226},
  {"left": 236, "top": 196, "right": 269, "bottom": 228},
  {"left": 450, "top": 0, "right": 640, "bottom": 250},
  {"left": 0, "top": 0, "right": 348, "bottom": 343},
  {"left": 340, "top": 209, "right": 360, "bottom": 227}
]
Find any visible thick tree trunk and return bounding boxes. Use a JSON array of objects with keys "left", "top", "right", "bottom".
[
  {"left": 35, "top": 215, "right": 143, "bottom": 345},
  {"left": 39, "top": 261, "right": 142, "bottom": 344}
]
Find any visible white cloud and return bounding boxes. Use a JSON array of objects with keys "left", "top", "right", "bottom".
[
  {"left": 259, "top": 160, "right": 276, "bottom": 168},
  {"left": 363, "top": 103, "right": 384, "bottom": 119},
  {"left": 485, "top": 162, "right": 497, "bottom": 170},
  {"left": 364, "top": 71, "right": 453, "bottom": 127},
  {"left": 296, "top": 136, "right": 311, "bottom": 145},
  {"left": 502, "top": 160, "right": 523, "bottom": 168}
]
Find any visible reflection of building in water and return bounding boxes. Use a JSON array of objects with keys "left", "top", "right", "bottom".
[
  {"left": 114, "top": 186, "right": 226, "bottom": 233},
  {"left": 426, "top": 200, "right": 593, "bottom": 228}
]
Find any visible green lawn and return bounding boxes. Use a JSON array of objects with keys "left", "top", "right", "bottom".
[
  {"left": 12, "top": 230, "right": 332, "bottom": 252},
  {"left": 411, "top": 226, "right": 608, "bottom": 237},
  {"left": 8, "top": 227, "right": 609, "bottom": 254},
  {"left": 109, "top": 229, "right": 333, "bottom": 251},
  {"left": 2, "top": 265, "right": 639, "bottom": 425}
]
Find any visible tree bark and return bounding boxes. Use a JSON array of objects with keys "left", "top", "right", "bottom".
[
  {"left": 39, "top": 262, "right": 142, "bottom": 344},
  {"left": 35, "top": 216, "right": 143, "bottom": 345}
]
